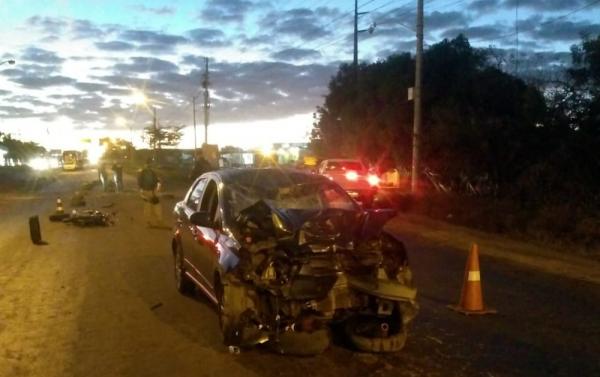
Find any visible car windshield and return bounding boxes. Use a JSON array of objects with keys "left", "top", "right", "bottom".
[
  {"left": 326, "top": 161, "right": 365, "bottom": 172},
  {"left": 225, "top": 180, "right": 357, "bottom": 219}
]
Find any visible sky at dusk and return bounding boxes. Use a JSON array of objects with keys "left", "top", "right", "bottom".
[{"left": 1, "top": 0, "right": 599, "bottom": 150}]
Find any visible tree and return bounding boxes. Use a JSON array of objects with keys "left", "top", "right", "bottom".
[
  {"left": 0, "top": 132, "right": 45, "bottom": 166},
  {"left": 100, "top": 138, "right": 134, "bottom": 161},
  {"left": 142, "top": 126, "right": 183, "bottom": 150},
  {"left": 311, "top": 35, "right": 546, "bottom": 195}
]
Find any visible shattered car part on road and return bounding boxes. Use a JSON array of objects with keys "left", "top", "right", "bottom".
[
  {"left": 172, "top": 168, "right": 418, "bottom": 355},
  {"left": 49, "top": 209, "right": 114, "bottom": 227}
]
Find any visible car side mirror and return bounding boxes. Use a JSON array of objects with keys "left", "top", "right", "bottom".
[{"left": 190, "top": 211, "right": 213, "bottom": 228}]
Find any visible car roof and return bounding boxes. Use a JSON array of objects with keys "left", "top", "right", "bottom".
[
  {"left": 322, "top": 158, "right": 363, "bottom": 163},
  {"left": 211, "top": 167, "right": 329, "bottom": 186},
  {"left": 322, "top": 158, "right": 365, "bottom": 166}
]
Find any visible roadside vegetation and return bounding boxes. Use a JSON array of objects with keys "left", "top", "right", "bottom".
[
  {"left": 0, "top": 132, "right": 55, "bottom": 192},
  {"left": 311, "top": 34, "right": 600, "bottom": 255}
]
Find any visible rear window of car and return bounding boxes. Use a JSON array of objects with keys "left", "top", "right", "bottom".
[{"left": 325, "top": 161, "right": 364, "bottom": 172}]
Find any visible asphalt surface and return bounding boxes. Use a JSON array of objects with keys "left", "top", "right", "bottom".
[{"left": 0, "top": 169, "right": 598, "bottom": 377}]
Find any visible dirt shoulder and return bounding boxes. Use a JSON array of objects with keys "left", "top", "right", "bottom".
[
  {"left": 0, "top": 166, "right": 58, "bottom": 193},
  {"left": 386, "top": 213, "right": 600, "bottom": 285}
]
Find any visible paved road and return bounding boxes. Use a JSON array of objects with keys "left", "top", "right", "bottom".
[{"left": 0, "top": 169, "right": 598, "bottom": 377}]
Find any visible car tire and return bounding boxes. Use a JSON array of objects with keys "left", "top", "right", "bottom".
[
  {"left": 173, "top": 242, "right": 195, "bottom": 295},
  {"left": 214, "top": 276, "right": 242, "bottom": 346},
  {"left": 29, "top": 215, "right": 42, "bottom": 245},
  {"left": 344, "top": 314, "right": 407, "bottom": 353}
]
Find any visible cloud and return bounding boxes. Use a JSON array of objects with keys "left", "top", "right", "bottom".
[
  {"left": 119, "top": 29, "right": 188, "bottom": 47},
  {"left": 95, "top": 41, "right": 136, "bottom": 51},
  {"left": 373, "top": 4, "right": 415, "bottom": 27},
  {"left": 5, "top": 63, "right": 60, "bottom": 76},
  {"left": 0, "top": 105, "right": 37, "bottom": 118},
  {"left": 239, "top": 33, "right": 273, "bottom": 46},
  {"left": 441, "top": 25, "right": 505, "bottom": 41},
  {"left": 427, "top": 11, "right": 470, "bottom": 30},
  {"left": 530, "top": 19, "right": 600, "bottom": 42},
  {"left": 113, "top": 57, "right": 179, "bottom": 74},
  {"left": 200, "top": 0, "right": 253, "bottom": 23},
  {"left": 54, "top": 94, "right": 106, "bottom": 123},
  {"left": 502, "top": 0, "right": 600, "bottom": 11},
  {"left": 132, "top": 4, "right": 176, "bottom": 15},
  {"left": 187, "top": 28, "right": 229, "bottom": 47},
  {"left": 168, "top": 59, "right": 338, "bottom": 122},
  {"left": 4, "top": 94, "right": 55, "bottom": 108},
  {"left": 26, "top": 16, "right": 67, "bottom": 34},
  {"left": 259, "top": 8, "right": 330, "bottom": 41},
  {"left": 20, "top": 47, "right": 64, "bottom": 65},
  {"left": 270, "top": 48, "right": 321, "bottom": 61},
  {"left": 74, "top": 82, "right": 109, "bottom": 92},
  {"left": 12, "top": 75, "right": 76, "bottom": 89},
  {"left": 71, "top": 19, "right": 106, "bottom": 39},
  {"left": 470, "top": 0, "right": 502, "bottom": 13}
]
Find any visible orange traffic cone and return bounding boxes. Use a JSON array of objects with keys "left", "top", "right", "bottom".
[
  {"left": 56, "top": 198, "right": 64, "bottom": 214},
  {"left": 448, "top": 243, "right": 496, "bottom": 315}
]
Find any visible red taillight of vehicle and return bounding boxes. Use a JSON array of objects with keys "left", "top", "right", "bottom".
[
  {"left": 367, "top": 174, "right": 380, "bottom": 186},
  {"left": 345, "top": 171, "right": 358, "bottom": 181}
]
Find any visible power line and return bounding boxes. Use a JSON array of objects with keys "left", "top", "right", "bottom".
[
  {"left": 360, "top": 0, "right": 379, "bottom": 8},
  {"left": 489, "top": 0, "right": 600, "bottom": 43},
  {"left": 540, "top": 0, "right": 600, "bottom": 25}
]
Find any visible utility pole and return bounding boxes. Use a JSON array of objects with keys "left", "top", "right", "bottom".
[
  {"left": 202, "top": 57, "right": 210, "bottom": 145},
  {"left": 411, "top": 0, "right": 424, "bottom": 194},
  {"left": 353, "top": 0, "right": 373, "bottom": 78},
  {"left": 515, "top": 0, "right": 519, "bottom": 74},
  {"left": 192, "top": 95, "right": 197, "bottom": 152},
  {"left": 353, "top": 0, "right": 358, "bottom": 70},
  {"left": 152, "top": 106, "right": 158, "bottom": 161}
]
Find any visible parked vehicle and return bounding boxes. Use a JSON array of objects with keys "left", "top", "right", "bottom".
[
  {"left": 317, "top": 159, "right": 379, "bottom": 207},
  {"left": 172, "top": 168, "right": 417, "bottom": 354},
  {"left": 62, "top": 150, "right": 84, "bottom": 171}
]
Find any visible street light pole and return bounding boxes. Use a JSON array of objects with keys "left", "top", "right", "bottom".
[
  {"left": 152, "top": 106, "right": 158, "bottom": 161},
  {"left": 202, "top": 58, "right": 210, "bottom": 145},
  {"left": 411, "top": 0, "right": 424, "bottom": 194},
  {"left": 192, "top": 95, "right": 198, "bottom": 153}
]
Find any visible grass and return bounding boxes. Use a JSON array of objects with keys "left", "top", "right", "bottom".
[{"left": 383, "top": 191, "right": 600, "bottom": 259}]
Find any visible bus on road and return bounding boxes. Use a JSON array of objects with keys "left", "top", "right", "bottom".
[{"left": 62, "top": 150, "right": 84, "bottom": 170}]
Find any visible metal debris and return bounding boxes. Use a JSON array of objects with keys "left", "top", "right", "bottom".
[{"left": 59, "top": 210, "right": 115, "bottom": 227}]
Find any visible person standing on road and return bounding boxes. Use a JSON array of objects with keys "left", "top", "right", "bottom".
[
  {"left": 98, "top": 162, "right": 110, "bottom": 191},
  {"left": 137, "top": 158, "right": 164, "bottom": 228},
  {"left": 112, "top": 161, "right": 124, "bottom": 192},
  {"left": 188, "top": 150, "right": 212, "bottom": 180}
]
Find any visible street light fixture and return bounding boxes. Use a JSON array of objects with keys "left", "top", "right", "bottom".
[
  {"left": 0, "top": 59, "right": 15, "bottom": 66},
  {"left": 130, "top": 89, "right": 159, "bottom": 160}
]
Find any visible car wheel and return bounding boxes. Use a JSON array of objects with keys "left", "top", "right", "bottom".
[
  {"left": 214, "top": 276, "right": 242, "bottom": 346},
  {"left": 173, "top": 243, "right": 195, "bottom": 295},
  {"left": 344, "top": 314, "right": 407, "bottom": 352},
  {"left": 29, "top": 215, "right": 42, "bottom": 245}
]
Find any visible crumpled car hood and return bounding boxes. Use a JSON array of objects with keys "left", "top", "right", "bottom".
[{"left": 235, "top": 199, "right": 397, "bottom": 248}]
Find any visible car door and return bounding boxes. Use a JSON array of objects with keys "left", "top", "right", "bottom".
[
  {"left": 194, "top": 178, "right": 223, "bottom": 292},
  {"left": 179, "top": 177, "right": 207, "bottom": 282}
]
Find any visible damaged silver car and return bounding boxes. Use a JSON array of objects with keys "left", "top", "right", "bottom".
[{"left": 172, "top": 168, "right": 418, "bottom": 354}]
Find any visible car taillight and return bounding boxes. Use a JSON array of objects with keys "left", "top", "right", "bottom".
[
  {"left": 367, "top": 174, "right": 380, "bottom": 186},
  {"left": 345, "top": 171, "right": 358, "bottom": 181}
]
